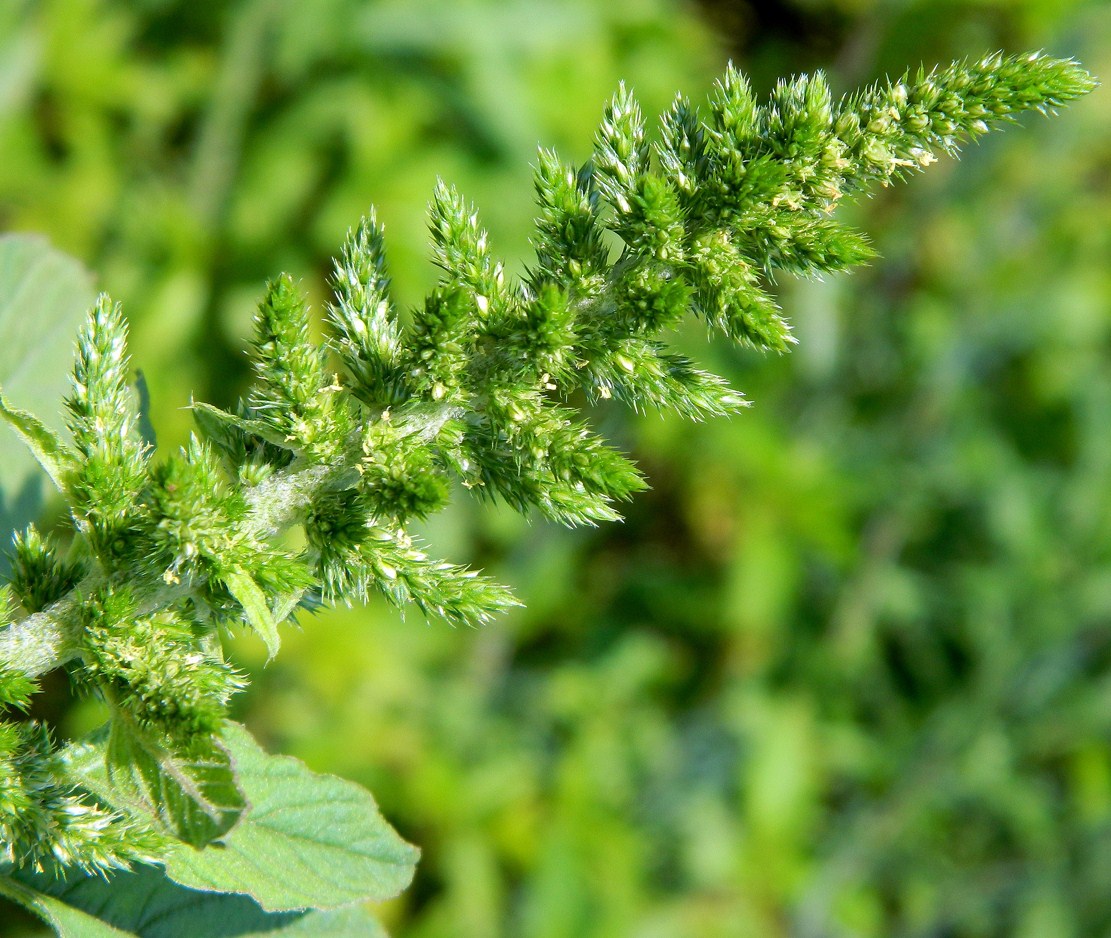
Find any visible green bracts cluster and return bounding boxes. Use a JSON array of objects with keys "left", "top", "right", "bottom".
[{"left": 0, "top": 50, "right": 1094, "bottom": 894}]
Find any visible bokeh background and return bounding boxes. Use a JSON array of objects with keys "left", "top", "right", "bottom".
[{"left": 2, "top": 0, "right": 1111, "bottom": 935}]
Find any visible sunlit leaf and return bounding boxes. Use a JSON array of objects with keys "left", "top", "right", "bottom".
[{"left": 163, "top": 722, "right": 419, "bottom": 911}]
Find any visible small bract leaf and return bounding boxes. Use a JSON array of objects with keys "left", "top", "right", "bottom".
[
  {"left": 223, "top": 568, "right": 281, "bottom": 659},
  {"left": 191, "top": 400, "right": 297, "bottom": 450},
  {"left": 134, "top": 369, "right": 158, "bottom": 449},
  {"left": 163, "top": 722, "right": 419, "bottom": 911}
]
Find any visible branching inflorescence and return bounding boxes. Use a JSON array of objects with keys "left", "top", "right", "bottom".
[{"left": 0, "top": 51, "right": 1094, "bottom": 895}]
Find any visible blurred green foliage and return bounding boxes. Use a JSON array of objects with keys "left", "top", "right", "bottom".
[{"left": 2, "top": 0, "right": 1110, "bottom": 935}]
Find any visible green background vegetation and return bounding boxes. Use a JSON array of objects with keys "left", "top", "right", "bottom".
[{"left": 2, "top": 0, "right": 1110, "bottom": 934}]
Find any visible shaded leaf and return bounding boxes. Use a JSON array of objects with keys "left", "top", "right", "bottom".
[
  {"left": 0, "top": 872, "right": 129, "bottom": 937},
  {"left": 1, "top": 864, "right": 388, "bottom": 937},
  {"left": 106, "top": 714, "right": 246, "bottom": 848},
  {"left": 134, "top": 370, "right": 158, "bottom": 450}
]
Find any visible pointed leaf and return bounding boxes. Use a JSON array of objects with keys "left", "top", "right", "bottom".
[
  {"left": 222, "top": 568, "right": 281, "bottom": 659},
  {"left": 134, "top": 369, "right": 158, "bottom": 450},
  {"left": 192, "top": 401, "right": 298, "bottom": 450},
  {"left": 106, "top": 714, "right": 247, "bottom": 847},
  {"left": 0, "top": 392, "right": 74, "bottom": 493},
  {"left": 163, "top": 722, "right": 418, "bottom": 911}
]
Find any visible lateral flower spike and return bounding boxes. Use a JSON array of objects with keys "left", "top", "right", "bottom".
[{"left": 329, "top": 210, "right": 408, "bottom": 408}]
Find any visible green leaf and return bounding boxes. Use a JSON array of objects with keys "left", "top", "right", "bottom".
[
  {"left": 0, "top": 393, "right": 74, "bottom": 494},
  {"left": 191, "top": 401, "right": 295, "bottom": 451},
  {"left": 0, "top": 872, "right": 129, "bottom": 937},
  {"left": 222, "top": 568, "right": 281, "bottom": 659},
  {"left": 0, "top": 234, "right": 94, "bottom": 564},
  {"left": 134, "top": 369, "right": 158, "bottom": 450},
  {"left": 1, "top": 864, "right": 389, "bottom": 937},
  {"left": 105, "top": 714, "right": 247, "bottom": 848},
  {"left": 162, "top": 722, "right": 418, "bottom": 911}
]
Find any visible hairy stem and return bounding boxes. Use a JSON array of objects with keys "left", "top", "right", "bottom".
[{"left": 2, "top": 462, "right": 335, "bottom": 678}]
